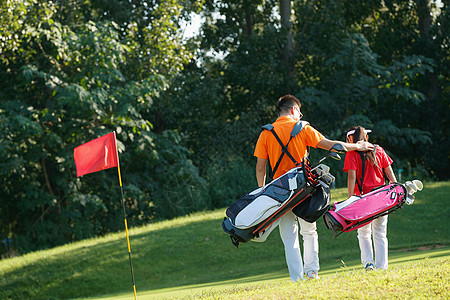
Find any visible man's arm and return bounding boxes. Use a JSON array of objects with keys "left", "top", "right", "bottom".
[
  {"left": 347, "top": 169, "right": 357, "bottom": 198},
  {"left": 256, "top": 158, "right": 267, "bottom": 187},
  {"left": 316, "top": 138, "right": 374, "bottom": 152}
]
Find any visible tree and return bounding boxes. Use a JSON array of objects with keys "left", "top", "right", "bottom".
[
  {"left": 0, "top": 0, "right": 203, "bottom": 256},
  {"left": 175, "top": 0, "right": 439, "bottom": 187}
]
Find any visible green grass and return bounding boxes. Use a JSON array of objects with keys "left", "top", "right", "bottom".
[
  {"left": 182, "top": 257, "right": 449, "bottom": 299},
  {"left": 94, "top": 248, "right": 450, "bottom": 300},
  {"left": 0, "top": 181, "right": 449, "bottom": 300}
]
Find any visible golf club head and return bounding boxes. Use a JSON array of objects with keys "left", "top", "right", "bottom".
[
  {"left": 412, "top": 180, "right": 423, "bottom": 191},
  {"left": 330, "top": 152, "right": 341, "bottom": 160},
  {"left": 405, "top": 181, "right": 417, "bottom": 194},
  {"left": 406, "top": 195, "right": 415, "bottom": 205},
  {"left": 330, "top": 143, "right": 346, "bottom": 153},
  {"left": 316, "top": 164, "right": 330, "bottom": 175}
]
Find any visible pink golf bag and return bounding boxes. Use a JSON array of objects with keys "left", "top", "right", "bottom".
[{"left": 323, "top": 183, "right": 412, "bottom": 237}]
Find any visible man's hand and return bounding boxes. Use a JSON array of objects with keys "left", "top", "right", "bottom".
[{"left": 356, "top": 141, "right": 374, "bottom": 151}]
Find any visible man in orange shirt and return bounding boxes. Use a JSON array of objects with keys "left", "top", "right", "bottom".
[{"left": 254, "top": 95, "right": 373, "bottom": 281}]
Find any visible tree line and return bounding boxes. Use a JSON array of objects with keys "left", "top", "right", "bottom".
[{"left": 0, "top": 0, "right": 448, "bottom": 257}]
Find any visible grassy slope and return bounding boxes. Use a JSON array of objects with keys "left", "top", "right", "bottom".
[{"left": 0, "top": 181, "right": 449, "bottom": 300}]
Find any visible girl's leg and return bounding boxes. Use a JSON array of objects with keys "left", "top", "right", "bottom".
[
  {"left": 357, "top": 223, "right": 374, "bottom": 267},
  {"left": 372, "top": 215, "right": 388, "bottom": 269},
  {"left": 279, "top": 211, "right": 304, "bottom": 281}
]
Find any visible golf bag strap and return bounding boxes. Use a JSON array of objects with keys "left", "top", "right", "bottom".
[
  {"left": 262, "top": 121, "right": 308, "bottom": 179},
  {"left": 373, "top": 145, "right": 389, "bottom": 183},
  {"left": 357, "top": 146, "right": 388, "bottom": 194},
  {"left": 357, "top": 151, "right": 366, "bottom": 195}
]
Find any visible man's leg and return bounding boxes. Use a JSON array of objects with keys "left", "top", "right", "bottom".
[
  {"left": 299, "top": 218, "right": 319, "bottom": 276},
  {"left": 279, "top": 211, "right": 303, "bottom": 281}
]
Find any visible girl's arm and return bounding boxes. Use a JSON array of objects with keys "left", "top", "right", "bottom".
[
  {"left": 384, "top": 165, "right": 397, "bottom": 183},
  {"left": 347, "top": 169, "right": 357, "bottom": 198}
]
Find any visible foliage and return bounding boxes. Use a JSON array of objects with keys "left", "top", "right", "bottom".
[{"left": 0, "top": 0, "right": 202, "bottom": 256}]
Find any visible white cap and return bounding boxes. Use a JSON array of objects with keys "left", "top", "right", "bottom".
[{"left": 346, "top": 129, "right": 372, "bottom": 137}]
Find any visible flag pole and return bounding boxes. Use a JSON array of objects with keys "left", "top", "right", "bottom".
[
  {"left": 74, "top": 132, "right": 137, "bottom": 299},
  {"left": 117, "top": 165, "right": 137, "bottom": 300}
]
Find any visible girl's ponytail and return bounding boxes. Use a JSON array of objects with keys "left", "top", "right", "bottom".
[{"left": 346, "top": 126, "right": 376, "bottom": 166}]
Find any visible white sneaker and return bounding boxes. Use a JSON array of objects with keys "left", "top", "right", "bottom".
[{"left": 306, "top": 271, "right": 320, "bottom": 279}]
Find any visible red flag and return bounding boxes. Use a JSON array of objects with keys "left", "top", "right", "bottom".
[{"left": 74, "top": 132, "right": 119, "bottom": 177}]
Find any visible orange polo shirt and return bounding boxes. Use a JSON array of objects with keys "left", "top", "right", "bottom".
[{"left": 254, "top": 116, "right": 324, "bottom": 179}]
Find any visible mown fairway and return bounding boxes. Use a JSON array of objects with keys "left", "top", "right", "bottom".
[{"left": 1, "top": 182, "right": 449, "bottom": 300}]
